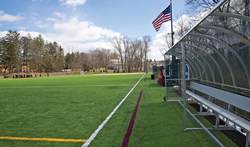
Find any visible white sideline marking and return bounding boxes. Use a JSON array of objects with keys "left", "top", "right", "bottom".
[
  {"left": 0, "top": 84, "right": 134, "bottom": 89},
  {"left": 82, "top": 74, "right": 145, "bottom": 147}
]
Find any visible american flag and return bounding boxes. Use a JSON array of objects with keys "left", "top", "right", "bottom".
[{"left": 152, "top": 5, "right": 171, "bottom": 32}]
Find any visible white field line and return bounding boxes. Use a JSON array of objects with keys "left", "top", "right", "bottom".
[
  {"left": 0, "top": 84, "right": 134, "bottom": 89},
  {"left": 92, "top": 73, "right": 145, "bottom": 76},
  {"left": 82, "top": 74, "right": 145, "bottom": 147}
]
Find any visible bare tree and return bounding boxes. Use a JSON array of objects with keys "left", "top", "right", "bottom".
[
  {"left": 89, "top": 49, "right": 98, "bottom": 70},
  {"left": 101, "top": 49, "right": 112, "bottom": 71},
  {"left": 175, "top": 12, "right": 194, "bottom": 38},
  {"left": 185, "top": 0, "right": 219, "bottom": 14},
  {"left": 133, "top": 48, "right": 141, "bottom": 72},
  {"left": 138, "top": 40, "right": 143, "bottom": 72},
  {"left": 65, "top": 46, "right": 78, "bottom": 71},
  {"left": 123, "top": 36, "right": 130, "bottom": 72},
  {"left": 20, "top": 34, "right": 32, "bottom": 73},
  {"left": 112, "top": 35, "right": 152, "bottom": 73},
  {"left": 110, "top": 51, "right": 118, "bottom": 59},
  {"left": 162, "top": 34, "right": 172, "bottom": 49},
  {"left": 88, "top": 48, "right": 113, "bottom": 72},
  {"left": 112, "top": 36, "right": 124, "bottom": 71},
  {"left": 79, "top": 52, "right": 90, "bottom": 71},
  {"left": 162, "top": 12, "right": 194, "bottom": 55},
  {"left": 142, "top": 36, "right": 151, "bottom": 71},
  {"left": 127, "top": 39, "right": 140, "bottom": 72}
]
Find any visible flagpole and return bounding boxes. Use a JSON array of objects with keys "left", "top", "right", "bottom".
[
  {"left": 170, "top": 0, "right": 177, "bottom": 79},
  {"left": 170, "top": 0, "right": 174, "bottom": 46}
]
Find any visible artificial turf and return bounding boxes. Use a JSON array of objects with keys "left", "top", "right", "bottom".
[
  {"left": 0, "top": 73, "right": 236, "bottom": 146},
  {"left": 90, "top": 74, "right": 237, "bottom": 147},
  {"left": 0, "top": 74, "right": 143, "bottom": 147}
]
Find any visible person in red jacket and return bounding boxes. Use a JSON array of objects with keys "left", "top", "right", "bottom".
[{"left": 157, "top": 68, "right": 163, "bottom": 85}]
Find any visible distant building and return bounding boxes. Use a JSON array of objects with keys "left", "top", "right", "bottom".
[{"left": 108, "top": 58, "right": 121, "bottom": 71}]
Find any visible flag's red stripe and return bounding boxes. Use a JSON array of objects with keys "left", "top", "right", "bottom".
[
  {"left": 121, "top": 90, "right": 143, "bottom": 147},
  {"left": 152, "top": 14, "right": 171, "bottom": 25},
  {"left": 153, "top": 17, "right": 171, "bottom": 30},
  {"left": 153, "top": 15, "right": 171, "bottom": 27},
  {"left": 153, "top": 18, "right": 171, "bottom": 29},
  {"left": 152, "top": 15, "right": 165, "bottom": 26},
  {"left": 153, "top": 16, "right": 171, "bottom": 26},
  {"left": 152, "top": 13, "right": 164, "bottom": 24},
  {"left": 152, "top": 13, "right": 171, "bottom": 31}
]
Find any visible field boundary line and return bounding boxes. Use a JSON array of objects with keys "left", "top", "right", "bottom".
[
  {"left": 121, "top": 90, "right": 143, "bottom": 147},
  {"left": 0, "top": 84, "right": 134, "bottom": 89},
  {"left": 82, "top": 74, "right": 145, "bottom": 147},
  {"left": 0, "top": 136, "right": 86, "bottom": 142}
]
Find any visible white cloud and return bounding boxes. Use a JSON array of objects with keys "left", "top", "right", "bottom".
[
  {"left": 0, "top": 10, "right": 122, "bottom": 56},
  {"left": 46, "top": 17, "right": 57, "bottom": 22},
  {"left": 0, "top": 31, "right": 8, "bottom": 37},
  {"left": 54, "top": 12, "right": 67, "bottom": 20},
  {"left": 48, "top": 16, "right": 120, "bottom": 53},
  {"left": 19, "top": 31, "right": 43, "bottom": 38},
  {"left": 59, "top": 0, "right": 87, "bottom": 9},
  {"left": 45, "top": 12, "right": 66, "bottom": 22},
  {"left": 149, "top": 21, "right": 171, "bottom": 60},
  {"left": 62, "top": 41, "right": 113, "bottom": 53},
  {"left": 0, "top": 11, "right": 23, "bottom": 22},
  {"left": 19, "top": 31, "right": 114, "bottom": 54},
  {"left": 35, "top": 20, "right": 49, "bottom": 28},
  {"left": 149, "top": 35, "right": 166, "bottom": 60},
  {"left": 0, "top": 14, "right": 120, "bottom": 55},
  {"left": 53, "top": 17, "right": 120, "bottom": 42},
  {"left": 17, "top": 26, "right": 28, "bottom": 30}
]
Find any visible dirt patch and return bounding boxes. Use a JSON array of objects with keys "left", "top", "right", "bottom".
[
  {"left": 221, "top": 130, "right": 246, "bottom": 147},
  {"left": 204, "top": 115, "right": 225, "bottom": 125},
  {"left": 189, "top": 103, "right": 207, "bottom": 112}
]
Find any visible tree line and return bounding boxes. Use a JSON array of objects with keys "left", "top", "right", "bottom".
[
  {"left": 65, "top": 49, "right": 118, "bottom": 72},
  {"left": 64, "top": 35, "right": 152, "bottom": 73},
  {"left": 112, "top": 36, "right": 151, "bottom": 73},
  {"left": 0, "top": 30, "right": 65, "bottom": 73},
  {"left": 0, "top": 30, "right": 152, "bottom": 74}
]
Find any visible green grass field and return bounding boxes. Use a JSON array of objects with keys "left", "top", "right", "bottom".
[
  {"left": 0, "top": 74, "right": 143, "bottom": 147},
  {"left": 0, "top": 74, "right": 236, "bottom": 147}
]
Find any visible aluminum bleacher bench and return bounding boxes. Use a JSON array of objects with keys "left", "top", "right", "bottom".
[{"left": 186, "top": 82, "right": 250, "bottom": 147}]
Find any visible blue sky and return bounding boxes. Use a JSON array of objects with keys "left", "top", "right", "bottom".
[{"left": 0, "top": 0, "right": 186, "bottom": 60}]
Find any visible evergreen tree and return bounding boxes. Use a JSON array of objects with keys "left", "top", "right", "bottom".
[
  {"left": 2, "top": 30, "right": 21, "bottom": 73},
  {"left": 20, "top": 34, "right": 33, "bottom": 73},
  {"left": 31, "top": 34, "right": 45, "bottom": 72}
]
